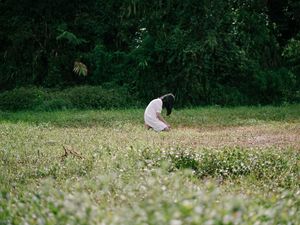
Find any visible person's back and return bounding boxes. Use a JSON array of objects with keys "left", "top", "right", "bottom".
[
  {"left": 144, "top": 94, "right": 175, "bottom": 132},
  {"left": 144, "top": 98, "right": 162, "bottom": 121}
]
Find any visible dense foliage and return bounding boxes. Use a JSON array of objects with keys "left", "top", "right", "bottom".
[
  {"left": 0, "top": 86, "right": 138, "bottom": 111},
  {"left": 1, "top": 0, "right": 299, "bottom": 106}
]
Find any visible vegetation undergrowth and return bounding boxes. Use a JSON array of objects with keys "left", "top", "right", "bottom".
[
  {"left": 0, "top": 106, "right": 299, "bottom": 224},
  {"left": 0, "top": 86, "right": 140, "bottom": 112}
]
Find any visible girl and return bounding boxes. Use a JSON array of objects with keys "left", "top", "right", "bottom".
[{"left": 144, "top": 93, "right": 175, "bottom": 132}]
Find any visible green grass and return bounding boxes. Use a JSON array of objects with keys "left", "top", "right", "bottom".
[
  {"left": 0, "top": 104, "right": 299, "bottom": 127},
  {"left": 0, "top": 105, "right": 299, "bottom": 224}
]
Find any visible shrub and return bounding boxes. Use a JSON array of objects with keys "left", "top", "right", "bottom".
[
  {"left": 0, "top": 85, "right": 138, "bottom": 111},
  {"left": 64, "top": 85, "right": 136, "bottom": 109},
  {"left": 251, "top": 68, "right": 297, "bottom": 104},
  {"left": 35, "top": 98, "right": 73, "bottom": 111},
  {"left": 0, "top": 87, "right": 46, "bottom": 111},
  {"left": 211, "top": 86, "right": 248, "bottom": 106}
]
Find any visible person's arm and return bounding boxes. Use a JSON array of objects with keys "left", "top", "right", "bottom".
[{"left": 156, "top": 112, "right": 170, "bottom": 128}]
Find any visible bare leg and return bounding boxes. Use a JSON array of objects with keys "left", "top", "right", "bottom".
[
  {"left": 145, "top": 124, "right": 152, "bottom": 130},
  {"left": 162, "top": 126, "right": 170, "bottom": 132}
]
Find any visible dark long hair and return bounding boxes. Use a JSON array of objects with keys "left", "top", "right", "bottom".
[{"left": 160, "top": 93, "right": 175, "bottom": 116}]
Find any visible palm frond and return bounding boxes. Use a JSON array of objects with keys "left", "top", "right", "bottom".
[{"left": 73, "top": 61, "right": 88, "bottom": 76}]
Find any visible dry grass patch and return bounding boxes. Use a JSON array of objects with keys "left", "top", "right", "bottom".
[
  {"left": 175, "top": 122, "right": 300, "bottom": 149},
  {"left": 1, "top": 121, "right": 298, "bottom": 163}
]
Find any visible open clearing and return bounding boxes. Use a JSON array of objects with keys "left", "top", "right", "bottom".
[
  {"left": 2, "top": 122, "right": 298, "bottom": 157},
  {"left": 1, "top": 106, "right": 299, "bottom": 224}
]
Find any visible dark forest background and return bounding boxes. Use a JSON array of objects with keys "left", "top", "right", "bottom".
[{"left": 0, "top": 0, "right": 300, "bottom": 110}]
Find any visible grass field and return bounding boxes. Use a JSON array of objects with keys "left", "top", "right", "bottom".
[{"left": 1, "top": 105, "right": 299, "bottom": 224}]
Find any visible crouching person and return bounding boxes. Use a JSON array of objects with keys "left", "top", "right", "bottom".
[{"left": 144, "top": 93, "right": 175, "bottom": 132}]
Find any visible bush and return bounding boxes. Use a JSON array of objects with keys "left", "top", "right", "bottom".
[
  {"left": 0, "top": 85, "right": 138, "bottom": 111},
  {"left": 251, "top": 68, "right": 297, "bottom": 104},
  {"left": 35, "top": 98, "right": 73, "bottom": 111},
  {"left": 211, "top": 86, "right": 248, "bottom": 106},
  {"left": 0, "top": 87, "right": 46, "bottom": 111},
  {"left": 64, "top": 85, "right": 133, "bottom": 109}
]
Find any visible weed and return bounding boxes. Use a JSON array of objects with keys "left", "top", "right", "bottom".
[{"left": 0, "top": 106, "right": 299, "bottom": 224}]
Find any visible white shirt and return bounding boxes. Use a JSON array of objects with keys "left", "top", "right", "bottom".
[{"left": 144, "top": 98, "right": 168, "bottom": 131}]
